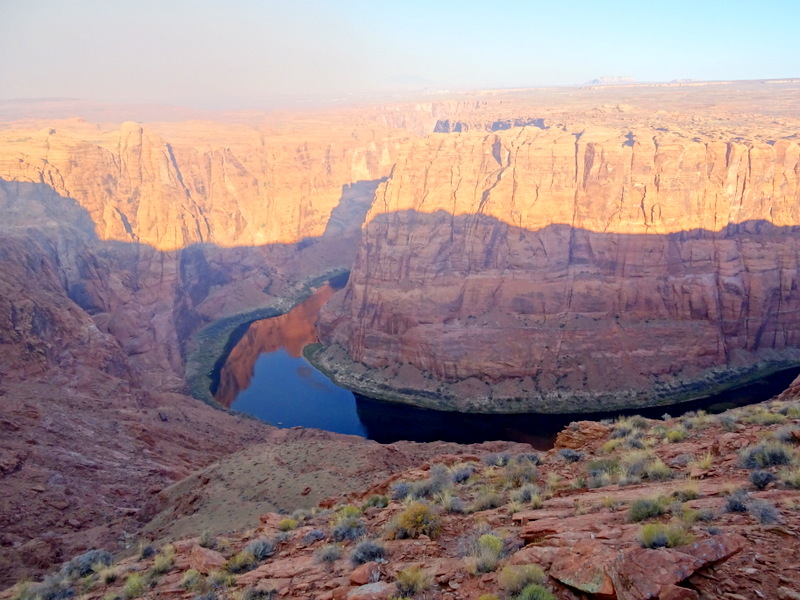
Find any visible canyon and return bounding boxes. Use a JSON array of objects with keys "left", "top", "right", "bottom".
[
  {"left": 1, "top": 80, "right": 800, "bottom": 592},
  {"left": 315, "top": 120, "right": 800, "bottom": 412}
]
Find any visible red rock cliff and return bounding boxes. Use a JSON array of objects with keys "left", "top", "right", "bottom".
[{"left": 317, "top": 125, "right": 800, "bottom": 412}]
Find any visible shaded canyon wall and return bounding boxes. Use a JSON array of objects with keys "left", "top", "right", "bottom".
[
  {"left": 316, "top": 126, "right": 800, "bottom": 412},
  {"left": 0, "top": 118, "right": 403, "bottom": 389}
]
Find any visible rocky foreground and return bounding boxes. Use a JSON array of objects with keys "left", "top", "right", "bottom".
[{"left": 7, "top": 396, "right": 800, "bottom": 600}]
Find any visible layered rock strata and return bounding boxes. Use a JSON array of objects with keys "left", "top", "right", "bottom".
[{"left": 317, "top": 126, "right": 800, "bottom": 412}]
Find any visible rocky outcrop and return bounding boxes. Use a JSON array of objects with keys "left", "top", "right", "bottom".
[
  {"left": 6, "top": 402, "right": 800, "bottom": 600},
  {"left": 317, "top": 126, "right": 800, "bottom": 412}
]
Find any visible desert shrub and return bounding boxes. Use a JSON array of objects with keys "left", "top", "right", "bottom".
[
  {"left": 391, "top": 481, "right": 413, "bottom": 500},
  {"left": 516, "top": 584, "right": 556, "bottom": 600},
  {"left": 780, "top": 467, "right": 800, "bottom": 489},
  {"left": 645, "top": 459, "right": 674, "bottom": 481},
  {"left": 559, "top": 448, "right": 583, "bottom": 463},
  {"left": 436, "top": 489, "right": 466, "bottom": 513},
  {"left": 671, "top": 485, "right": 700, "bottom": 502},
  {"left": 17, "top": 575, "right": 72, "bottom": 600},
  {"left": 138, "top": 545, "right": 156, "bottom": 559},
  {"left": 600, "top": 438, "right": 624, "bottom": 453},
  {"left": 774, "top": 425, "right": 797, "bottom": 443},
  {"left": 684, "top": 411, "right": 714, "bottom": 430},
  {"left": 395, "top": 566, "right": 433, "bottom": 596},
  {"left": 739, "top": 441, "right": 794, "bottom": 469},
  {"left": 468, "top": 533, "right": 504, "bottom": 573},
  {"left": 62, "top": 549, "right": 113, "bottom": 579},
  {"left": 616, "top": 467, "right": 641, "bottom": 487},
  {"left": 544, "top": 472, "right": 562, "bottom": 494},
  {"left": 784, "top": 403, "right": 800, "bottom": 418},
  {"left": 511, "top": 484, "right": 542, "bottom": 504},
  {"left": 277, "top": 518, "right": 298, "bottom": 531},
  {"left": 586, "top": 472, "right": 614, "bottom": 489},
  {"left": 750, "top": 470, "right": 777, "bottom": 490},
  {"left": 451, "top": 464, "right": 476, "bottom": 484},
  {"left": 689, "top": 451, "right": 714, "bottom": 471},
  {"left": 350, "top": 540, "right": 386, "bottom": 565},
  {"left": 725, "top": 489, "right": 749, "bottom": 513},
  {"left": 587, "top": 461, "right": 616, "bottom": 488},
  {"left": 587, "top": 458, "right": 619, "bottom": 477},
  {"left": 498, "top": 564, "right": 546, "bottom": 594},
  {"left": 301, "top": 529, "right": 326, "bottom": 544},
  {"left": 152, "top": 552, "right": 174, "bottom": 575},
  {"left": 479, "top": 534, "right": 503, "bottom": 554},
  {"left": 471, "top": 487, "right": 503, "bottom": 512},
  {"left": 314, "top": 543, "right": 342, "bottom": 564},
  {"left": 386, "top": 501, "right": 441, "bottom": 539},
  {"left": 601, "top": 495, "right": 623, "bottom": 511},
  {"left": 240, "top": 588, "right": 276, "bottom": 600},
  {"left": 611, "top": 423, "right": 633, "bottom": 439},
  {"left": 697, "top": 508, "right": 716, "bottom": 521},
  {"left": 517, "top": 453, "right": 542, "bottom": 465},
  {"left": 226, "top": 551, "right": 256, "bottom": 574},
  {"left": 639, "top": 523, "right": 693, "bottom": 548},
  {"left": 124, "top": 574, "right": 147, "bottom": 599},
  {"left": 484, "top": 452, "right": 511, "bottom": 467},
  {"left": 245, "top": 538, "right": 276, "bottom": 561},
  {"left": 330, "top": 506, "right": 366, "bottom": 542},
  {"left": 97, "top": 565, "right": 118, "bottom": 585},
  {"left": 430, "top": 463, "right": 450, "bottom": 480},
  {"left": 503, "top": 461, "right": 539, "bottom": 488},
  {"left": 628, "top": 497, "right": 667, "bottom": 522},
  {"left": 742, "top": 411, "right": 788, "bottom": 426},
  {"left": 665, "top": 428, "right": 688, "bottom": 443},
  {"left": 477, "top": 596, "right": 500, "bottom": 600},
  {"left": 208, "top": 569, "right": 236, "bottom": 588},
  {"left": 411, "top": 476, "right": 450, "bottom": 500},
  {"left": 625, "top": 432, "right": 646, "bottom": 449},
  {"left": 199, "top": 530, "right": 216, "bottom": 549},
  {"left": 680, "top": 506, "right": 715, "bottom": 523},
  {"left": 748, "top": 498, "right": 782, "bottom": 525},
  {"left": 619, "top": 450, "right": 653, "bottom": 476},
  {"left": 717, "top": 414, "right": 738, "bottom": 431},
  {"left": 569, "top": 476, "right": 587, "bottom": 490},
  {"left": 292, "top": 508, "right": 312, "bottom": 522},
  {"left": 627, "top": 415, "right": 649, "bottom": 429},
  {"left": 363, "top": 494, "right": 389, "bottom": 509}
]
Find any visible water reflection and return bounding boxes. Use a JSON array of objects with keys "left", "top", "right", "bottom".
[{"left": 214, "top": 284, "right": 337, "bottom": 408}]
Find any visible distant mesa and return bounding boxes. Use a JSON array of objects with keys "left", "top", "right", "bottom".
[{"left": 585, "top": 76, "right": 636, "bottom": 85}]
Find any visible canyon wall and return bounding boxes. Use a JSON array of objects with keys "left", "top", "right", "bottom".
[
  {"left": 0, "top": 110, "right": 407, "bottom": 584},
  {"left": 316, "top": 125, "right": 800, "bottom": 412},
  {"left": 0, "top": 118, "right": 400, "bottom": 249},
  {"left": 0, "top": 116, "right": 404, "bottom": 389}
]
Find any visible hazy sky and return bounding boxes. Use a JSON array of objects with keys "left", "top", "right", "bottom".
[{"left": 1, "top": 0, "right": 798, "bottom": 109}]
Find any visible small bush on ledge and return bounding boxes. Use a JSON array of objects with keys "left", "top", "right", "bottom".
[
  {"left": 386, "top": 501, "right": 441, "bottom": 539},
  {"left": 639, "top": 523, "right": 693, "bottom": 549}
]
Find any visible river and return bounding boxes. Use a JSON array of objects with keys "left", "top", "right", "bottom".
[{"left": 214, "top": 284, "right": 800, "bottom": 449}]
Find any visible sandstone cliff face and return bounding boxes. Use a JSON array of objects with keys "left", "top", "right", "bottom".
[
  {"left": 318, "top": 126, "right": 800, "bottom": 411},
  {"left": 0, "top": 118, "right": 399, "bottom": 250},
  {"left": 0, "top": 116, "right": 403, "bottom": 389}
]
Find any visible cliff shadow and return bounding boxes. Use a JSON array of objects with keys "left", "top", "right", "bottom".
[
  {"left": 0, "top": 177, "right": 385, "bottom": 402},
  {"left": 318, "top": 209, "right": 800, "bottom": 412}
]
